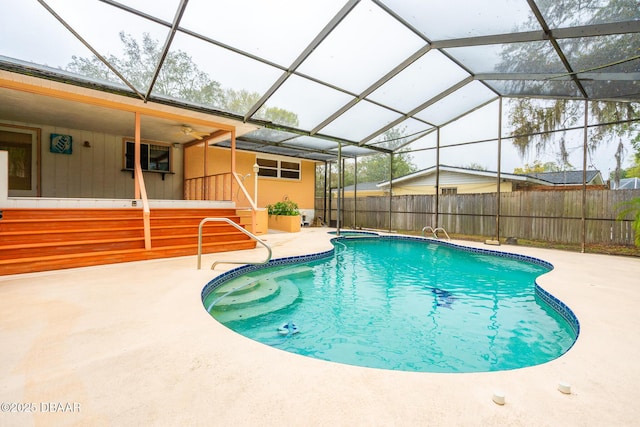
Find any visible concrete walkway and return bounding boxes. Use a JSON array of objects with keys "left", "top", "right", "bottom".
[{"left": 1, "top": 228, "right": 639, "bottom": 426}]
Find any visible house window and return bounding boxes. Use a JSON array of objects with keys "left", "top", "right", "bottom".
[
  {"left": 124, "top": 140, "right": 171, "bottom": 172},
  {"left": 441, "top": 187, "right": 457, "bottom": 195},
  {"left": 256, "top": 156, "right": 300, "bottom": 180}
]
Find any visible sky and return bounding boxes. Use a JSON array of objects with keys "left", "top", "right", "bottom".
[{"left": 0, "top": 0, "right": 636, "bottom": 178}]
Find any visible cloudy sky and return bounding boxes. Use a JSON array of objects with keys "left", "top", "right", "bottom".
[{"left": 1, "top": 0, "right": 635, "bottom": 176}]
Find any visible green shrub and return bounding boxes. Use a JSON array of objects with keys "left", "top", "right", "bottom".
[
  {"left": 267, "top": 200, "right": 300, "bottom": 216},
  {"left": 617, "top": 197, "right": 640, "bottom": 247}
]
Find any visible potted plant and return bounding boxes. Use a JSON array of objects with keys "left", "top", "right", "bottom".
[{"left": 266, "top": 199, "right": 301, "bottom": 232}]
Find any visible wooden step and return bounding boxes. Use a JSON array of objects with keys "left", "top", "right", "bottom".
[
  {"left": 0, "top": 237, "right": 145, "bottom": 260},
  {"left": 0, "top": 207, "right": 257, "bottom": 275},
  {"left": 0, "top": 227, "right": 145, "bottom": 244},
  {"left": 0, "top": 239, "right": 257, "bottom": 275}
]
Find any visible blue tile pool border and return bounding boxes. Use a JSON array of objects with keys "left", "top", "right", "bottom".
[{"left": 201, "top": 234, "right": 580, "bottom": 340}]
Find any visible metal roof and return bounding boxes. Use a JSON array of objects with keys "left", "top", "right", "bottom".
[
  {"left": 613, "top": 177, "right": 640, "bottom": 189},
  {"left": 526, "top": 170, "right": 603, "bottom": 185},
  {"left": 1, "top": 0, "right": 639, "bottom": 163}
]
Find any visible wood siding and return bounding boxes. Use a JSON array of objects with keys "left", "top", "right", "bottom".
[{"left": 2, "top": 119, "right": 184, "bottom": 200}]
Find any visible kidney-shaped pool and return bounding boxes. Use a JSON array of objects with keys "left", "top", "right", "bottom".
[{"left": 202, "top": 235, "right": 579, "bottom": 373}]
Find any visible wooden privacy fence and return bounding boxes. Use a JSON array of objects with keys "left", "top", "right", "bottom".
[{"left": 315, "top": 189, "right": 640, "bottom": 246}]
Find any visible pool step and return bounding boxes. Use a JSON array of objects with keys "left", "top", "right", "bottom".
[
  {"left": 211, "top": 279, "right": 300, "bottom": 322},
  {"left": 211, "top": 275, "right": 265, "bottom": 297},
  {"left": 213, "top": 277, "right": 280, "bottom": 309},
  {"left": 212, "top": 265, "right": 312, "bottom": 297}
]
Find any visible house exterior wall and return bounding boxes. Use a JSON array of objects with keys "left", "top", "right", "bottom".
[
  {"left": 187, "top": 145, "right": 317, "bottom": 210},
  {"left": 385, "top": 170, "right": 514, "bottom": 195},
  {"left": 340, "top": 189, "right": 386, "bottom": 198},
  {"left": 3, "top": 118, "right": 317, "bottom": 208},
  {"left": 392, "top": 181, "right": 513, "bottom": 195},
  {"left": 2, "top": 119, "right": 183, "bottom": 200},
  {"left": 258, "top": 160, "right": 316, "bottom": 210}
]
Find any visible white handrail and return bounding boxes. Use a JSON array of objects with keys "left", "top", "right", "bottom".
[
  {"left": 197, "top": 217, "right": 271, "bottom": 270},
  {"left": 134, "top": 166, "right": 152, "bottom": 250},
  {"left": 421, "top": 226, "right": 434, "bottom": 237},
  {"left": 421, "top": 225, "right": 451, "bottom": 241},
  {"left": 433, "top": 227, "right": 451, "bottom": 241}
]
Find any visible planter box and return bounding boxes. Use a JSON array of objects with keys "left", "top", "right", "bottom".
[{"left": 268, "top": 215, "right": 301, "bottom": 233}]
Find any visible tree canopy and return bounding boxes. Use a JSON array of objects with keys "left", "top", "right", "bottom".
[
  {"left": 66, "top": 32, "right": 299, "bottom": 127},
  {"left": 503, "top": 0, "right": 640, "bottom": 181},
  {"left": 513, "top": 160, "right": 566, "bottom": 174},
  {"left": 315, "top": 127, "right": 418, "bottom": 194}
]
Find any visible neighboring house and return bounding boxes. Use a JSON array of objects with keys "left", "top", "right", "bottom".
[
  {"left": 376, "top": 165, "right": 550, "bottom": 195},
  {"left": 525, "top": 170, "right": 605, "bottom": 189},
  {"left": 332, "top": 166, "right": 606, "bottom": 197},
  {"left": 612, "top": 177, "right": 640, "bottom": 190},
  {"left": 336, "top": 182, "right": 386, "bottom": 197}
]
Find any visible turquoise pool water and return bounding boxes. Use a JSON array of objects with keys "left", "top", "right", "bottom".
[{"left": 202, "top": 237, "right": 578, "bottom": 373}]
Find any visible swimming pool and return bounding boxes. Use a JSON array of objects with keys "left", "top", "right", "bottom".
[{"left": 202, "top": 236, "right": 579, "bottom": 373}]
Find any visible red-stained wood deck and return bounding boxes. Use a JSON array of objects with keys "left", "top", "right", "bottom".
[{"left": 0, "top": 208, "right": 256, "bottom": 275}]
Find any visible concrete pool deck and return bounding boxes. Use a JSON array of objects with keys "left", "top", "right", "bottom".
[{"left": 1, "top": 227, "right": 639, "bottom": 426}]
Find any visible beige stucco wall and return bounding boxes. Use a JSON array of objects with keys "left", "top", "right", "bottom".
[
  {"left": 186, "top": 145, "right": 316, "bottom": 210},
  {"left": 2, "top": 119, "right": 184, "bottom": 200}
]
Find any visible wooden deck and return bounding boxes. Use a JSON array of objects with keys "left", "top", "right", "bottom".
[{"left": 0, "top": 207, "right": 256, "bottom": 275}]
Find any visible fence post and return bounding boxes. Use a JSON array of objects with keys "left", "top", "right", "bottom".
[{"left": 581, "top": 100, "right": 588, "bottom": 253}]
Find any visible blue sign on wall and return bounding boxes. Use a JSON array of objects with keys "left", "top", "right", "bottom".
[{"left": 50, "top": 133, "right": 72, "bottom": 154}]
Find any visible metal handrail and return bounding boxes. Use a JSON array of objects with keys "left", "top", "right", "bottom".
[
  {"left": 197, "top": 217, "right": 272, "bottom": 270},
  {"left": 421, "top": 226, "right": 434, "bottom": 237},
  {"left": 421, "top": 225, "right": 451, "bottom": 241},
  {"left": 433, "top": 227, "right": 451, "bottom": 241}
]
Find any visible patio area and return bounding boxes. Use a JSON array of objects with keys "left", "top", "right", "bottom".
[{"left": 1, "top": 227, "right": 639, "bottom": 426}]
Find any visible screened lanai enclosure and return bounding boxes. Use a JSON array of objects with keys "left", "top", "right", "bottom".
[{"left": 1, "top": 0, "right": 639, "bottom": 250}]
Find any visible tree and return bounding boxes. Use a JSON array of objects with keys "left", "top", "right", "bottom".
[
  {"left": 463, "top": 163, "right": 488, "bottom": 171},
  {"left": 513, "top": 160, "right": 565, "bottom": 174},
  {"left": 613, "top": 135, "right": 640, "bottom": 180},
  {"left": 314, "top": 127, "right": 418, "bottom": 195},
  {"left": 616, "top": 197, "right": 640, "bottom": 247},
  {"left": 503, "top": 0, "right": 640, "bottom": 179},
  {"left": 67, "top": 32, "right": 298, "bottom": 126},
  {"left": 356, "top": 127, "right": 417, "bottom": 183},
  {"left": 68, "top": 32, "right": 225, "bottom": 107}
]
